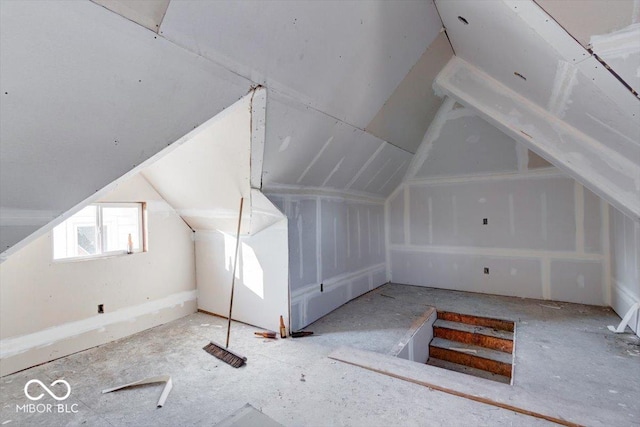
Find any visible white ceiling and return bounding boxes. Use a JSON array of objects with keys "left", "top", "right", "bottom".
[
  {"left": 262, "top": 94, "right": 411, "bottom": 198},
  {"left": 434, "top": 0, "right": 639, "bottom": 218},
  {"left": 158, "top": 0, "right": 442, "bottom": 132},
  {"left": 0, "top": 0, "right": 251, "bottom": 252},
  {"left": 535, "top": 0, "right": 637, "bottom": 48},
  {"left": 2, "top": 0, "right": 639, "bottom": 256}
]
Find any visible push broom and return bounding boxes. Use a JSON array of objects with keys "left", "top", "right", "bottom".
[{"left": 203, "top": 198, "right": 247, "bottom": 368}]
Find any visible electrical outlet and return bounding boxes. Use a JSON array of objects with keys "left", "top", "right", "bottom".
[
  {"left": 484, "top": 268, "right": 489, "bottom": 274},
  {"left": 483, "top": 218, "right": 488, "bottom": 225},
  {"left": 98, "top": 304, "right": 104, "bottom": 314}
]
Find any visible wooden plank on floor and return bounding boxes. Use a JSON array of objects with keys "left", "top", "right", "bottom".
[{"left": 328, "top": 346, "right": 587, "bottom": 427}]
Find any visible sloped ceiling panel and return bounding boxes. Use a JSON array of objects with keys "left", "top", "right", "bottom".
[
  {"left": 158, "top": 0, "right": 442, "bottom": 130},
  {"left": 434, "top": 0, "right": 639, "bottom": 218},
  {"left": 0, "top": 1, "right": 251, "bottom": 253},
  {"left": 262, "top": 94, "right": 412, "bottom": 198},
  {"left": 91, "top": 0, "right": 170, "bottom": 32},
  {"left": 366, "top": 32, "right": 454, "bottom": 153},
  {"left": 535, "top": 0, "right": 637, "bottom": 48},
  {"left": 436, "top": 0, "right": 639, "bottom": 160}
]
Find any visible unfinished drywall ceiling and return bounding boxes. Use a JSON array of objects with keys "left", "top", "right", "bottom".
[
  {"left": 590, "top": 23, "right": 640, "bottom": 96},
  {"left": 158, "top": 0, "right": 442, "bottom": 131},
  {"left": 0, "top": 0, "right": 251, "bottom": 254},
  {"left": 434, "top": 0, "right": 640, "bottom": 220},
  {"left": 365, "top": 32, "right": 454, "bottom": 153},
  {"left": 408, "top": 101, "right": 522, "bottom": 180},
  {"left": 91, "top": 0, "right": 170, "bottom": 32},
  {"left": 535, "top": 0, "right": 638, "bottom": 48},
  {"left": 262, "top": 94, "right": 412, "bottom": 198}
]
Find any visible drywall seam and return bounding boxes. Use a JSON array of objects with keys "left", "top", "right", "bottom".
[
  {"left": 428, "top": 197, "right": 433, "bottom": 245},
  {"left": 575, "top": 182, "right": 585, "bottom": 254},
  {"left": 316, "top": 196, "right": 323, "bottom": 284},
  {"left": 364, "top": 158, "right": 393, "bottom": 191},
  {"left": 403, "top": 185, "right": 410, "bottom": 245},
  {"left": 264, "top": 184, "right": 385, "bottom": 204},
  {"left": 384, "top": 192, "right": 392, "bottom": 281},
  {"left": 542, "top": 258, "right": 551, "bottom": 299},
  {"left": 0, "top": 209, "right": 60, "bottom": 227},
  {"left": 404, "top": 97, "right": 456, "bottom": 181},
  {"left": 346, "top": 142, "right": 386, "bottom": 189},
  {"left": 390, "top": 244, "right": 604, "bottom": 262},
  {"left": 322, "top": 158, "right": 345, "bottom": 187},
  {"left": 589, "top": 23, "right": 640, "bottom": 59},
  {"left": 0, "top": 290, "right": 196, "bottom": 359},
  {"left": 380, "top": 160, "right": 409, "bottom": 194},
  {"left": 510, "top": 0, "right": 639, "bottom": 111},
  {"left": 541, "top": 192, "right": 548, "bottom": 242},
  {"left": 290, "top": 263, "right": 386, "bottom": 299},
  {"left": 516, "top": 145, "right": 529, "bottom": 172},
  {"left": 250, "top": 86, "right": 267, "bottom": 190},
  {"left": 296, "top": 137, "right": 334, "bottom": 184},
  {"left": 406, "top": 169, "right": 565, "bottom": 187},
  {"left": 508, "top": 193, "right": 515, "bottom": 237},
  {"left": 547, "top": 60, "right": 578, "bottom": 118},
  {"left": 602, "top": 199, "right": 612, "bottom": 306}
]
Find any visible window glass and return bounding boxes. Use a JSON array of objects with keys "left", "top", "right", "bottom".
[
  {"left": 102, "top": 206, "right": 140, "bottom": 253},
  {"left": 53, "top": 203, "right": 143, "bottom": 260}
]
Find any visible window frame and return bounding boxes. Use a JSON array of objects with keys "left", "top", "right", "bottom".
[{"left": 52, "top": 202, "right": 146, "bottom": 262}]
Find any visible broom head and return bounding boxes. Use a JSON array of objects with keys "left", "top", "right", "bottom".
[{"left": 203, "top": 341, "right": 247, "bottom": 368}]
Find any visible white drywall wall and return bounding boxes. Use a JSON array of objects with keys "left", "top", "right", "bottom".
[
  {"left": 0, "top": 0, "right": 251, "bottom": 254},
  {"left": 142, "top": 93, "right": 252, "bottom": 234},
  {"left": 268, "top": 193, "right": 386, "bottom": 331},
  {"left": 195, "top": 213, "right": 289, "bottom": 333},
  {"left": 610, "top": 207, "right": 640, "bottom": 336},
  {"left": 390, "top": 104, "right": 608, "bottom": 306},
  {"left": 0, "top": 174, "right": 196, "bottom": 376}
]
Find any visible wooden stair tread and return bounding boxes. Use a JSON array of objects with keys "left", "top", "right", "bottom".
[
  {"left": 437, "top": 310, "right": 514, "bottom": 332},
  {"left": 427, "top": 357, "right": 511, "bottom": 384},
  {"left": 430, "top": 337, "right": 514, "bottom": 365},
  {"left": 433, "top": 319, "right": 514, "bottom": 340}
]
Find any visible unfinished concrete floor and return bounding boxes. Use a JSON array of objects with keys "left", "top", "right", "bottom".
[{"left": 1, "top": 284, "right": 638, "bottom": 426}]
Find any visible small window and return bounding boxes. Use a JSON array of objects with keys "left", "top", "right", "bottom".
[{"left": 53, "top": 203, "right": 145, "bottom": 260}]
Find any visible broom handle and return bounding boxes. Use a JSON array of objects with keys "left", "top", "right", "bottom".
[{"left": 226, "top": 197, "right": 244, "bottom": 348}]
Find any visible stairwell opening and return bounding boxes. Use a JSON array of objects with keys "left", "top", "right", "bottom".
[{"left": 393, "top": 309, "right": 515, "bottom": 385}]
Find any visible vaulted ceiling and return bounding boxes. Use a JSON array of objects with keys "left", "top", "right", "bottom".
[{"left": 1, "top": 0, "right": 638, "bottom": 257}]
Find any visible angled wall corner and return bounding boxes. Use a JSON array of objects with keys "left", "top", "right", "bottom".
[{"left": 433, "top": 57, "right": 640, "bottom": 221}]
